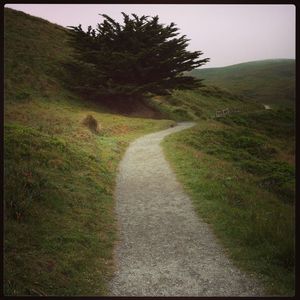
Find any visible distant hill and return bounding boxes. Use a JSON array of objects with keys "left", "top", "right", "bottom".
[{"left": 190, "top": 59, "right": 295, "bottom": 107}]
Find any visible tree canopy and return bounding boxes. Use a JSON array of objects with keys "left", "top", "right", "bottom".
[{"left": 67, "top": 13, "right": 209, "bottom": 103}]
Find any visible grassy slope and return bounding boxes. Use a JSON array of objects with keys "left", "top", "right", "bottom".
[
  {"left": 4, "top": 8, "right": 173, "bottom": 296},
  {"left": 162, "top": 108, "right": 295, "bottom": 295},
  {"left": 190, "top": 59, "right": 295, "bottom": 107},
  {"left": 4, "top": 7, "right": 295, "bottom": 297},
  {"left": 146, "top": 84, "right": 262, "bottom": 122},
  {"left": 149, "top": 60, "right": 295, "bottom": 295}
]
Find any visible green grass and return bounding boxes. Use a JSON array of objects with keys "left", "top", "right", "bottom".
[
  {"left": 162, "top": 115, "right": 295, "bottom": 296},
  {"left": 4, "top": 124, "right": 115, "bottom": 295},
  {"left": 218, "top": 107, "right": 295, "bottom": 141},
  {"left": 190, "top": 59, "right": 295, "bottom": 107},
  {"left": 181, "top": 121, "right": 295, "bottom": 203},
  {"left": 4, "top": 7, "right": 174, "bottom": 295},
  {"left": 4, "top": 7, "right": 73, "bottom": 103},
  {"left": 4, "top": 6, "right": 295, "bottom": 297},
  {"left": 146, "top": 84, "right": 261, "bottom": 121},
  {"left": 4, "top": 104, "right": 172, "bottom": 296}
]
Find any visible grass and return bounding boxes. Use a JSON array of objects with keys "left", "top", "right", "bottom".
[
  {"left": 4, "top": 94, "right": 173, "bottom": 296},
  {"left": 145, "top": 84, "right": 261, "bottom": 121},
  {"left": 218, "top": 107, "right": 295, "bottom": 141},
  {"left": 162, "top": 113, "right": 295, "bottom": 296},
  {"left": 4, "top": 7, "right": 73, "bottom": 104},
  {"left": 190, "top": 59, "right": 295, "bottom": 107},
  {"left": 4, "top": 7, "right": 174, "bottom": 295},
  {"left": 181, "top": 126, "right": 294, "bottom": 203},
  {"left": 4, "top": 6, "right": 295, "bottom": 297},
  {"left": 4, "top": 100, "right": 173, "bottom": 296}
]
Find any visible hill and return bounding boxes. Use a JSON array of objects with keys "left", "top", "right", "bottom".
[
  {"left": 4, "top": 7, "right": 295, "bottom": 296},
  {"left": 4, "top": 8, "right": 173, "bottom": 296},
  {"left": 146, "top": 84, "right": 261, "bottom": 122},
  {"left": 190, "top": 59, "right": 295, "bottom": 107},
  {"left": 4, "top": 7, "right": 72, "bottom": 103}
]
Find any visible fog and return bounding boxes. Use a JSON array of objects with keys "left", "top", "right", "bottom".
[{"left": 5, "top": 4, "right": 295, "bottom": 67}]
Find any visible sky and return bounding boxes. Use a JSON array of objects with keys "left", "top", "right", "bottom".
[{"left": 5, "top": 4, "right": 295, "bottom": 68}]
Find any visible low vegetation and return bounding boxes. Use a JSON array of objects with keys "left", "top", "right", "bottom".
[
  {"left": 146, "top": 84, "right": 261, "bottom": 121},
  {"left": 4, "top": 94, "right": 173, "bottom": 297},
  {"left": 4, "top": 92, "right": 174, "bottom": 297},
  {"left": 162, "top": 109, "right": 295, "bottom": 295},
  {"left": 147, "top": 77, "right": 295, "bottom": 295},
  {"left": 4, "top": 8, "right": 173, "bottom": 295},
  {"left": 190, "top": 59, "right": 295, "bottom": 107},
  {"left": 82, "top": 114, "right": 101, "bottom": 133},
  {"left": 4, "top": 7, "right": 295, "bottom": 297}
]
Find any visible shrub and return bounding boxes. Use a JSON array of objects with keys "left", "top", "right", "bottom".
[
  {"left": 170, "top": 107, "right": 192, "bottom": 121},
  {"left": 82, "top": 115, "right": 101, "bottom": 134}
]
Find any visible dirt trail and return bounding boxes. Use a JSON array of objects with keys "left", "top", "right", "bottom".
[{"left": 109, "top": 122, "right": 263, "bottom": 296}]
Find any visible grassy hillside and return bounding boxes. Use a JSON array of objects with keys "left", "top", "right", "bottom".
[
  {"left": 4, "top": 8, "right": 73, "bottom": 103},
  {"left": 4, "top": 8, "right": 173, "bottom": 296},
  {"left": 161, "top": 61, "right": 296, "bottom": 294},
  {"left": 190, "top": 59, "right": 295, "bottom": 107},
  {"left": 146, "top": 84, "right": 262, "bottom": 121},
  {"left": 163, "top": 107, "right": 295, "bottom": 295},
  {"left": 4, "top": 7, "right": 295, "bottom": 297}
]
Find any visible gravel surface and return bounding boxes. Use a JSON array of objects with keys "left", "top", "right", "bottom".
[{"left": 109, "top": 122, "right": 264, "bottom": 296}]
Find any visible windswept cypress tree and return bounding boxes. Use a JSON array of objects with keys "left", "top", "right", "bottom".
[{"left": 67, "top": 13, "right": 209, "bottom": 105}]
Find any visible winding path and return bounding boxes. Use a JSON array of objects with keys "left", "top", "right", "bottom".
[{"left": 109, "top": 122, "right": 263, "bottom": 296}]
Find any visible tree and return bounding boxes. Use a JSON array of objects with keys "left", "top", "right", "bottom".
[{"left": 67, "top": 13, "right": 209, "bottom": 105}]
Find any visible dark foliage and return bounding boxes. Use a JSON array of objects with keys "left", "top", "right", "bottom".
[{"left": 67, "top": 13, "right": 209, "bottom": 103}]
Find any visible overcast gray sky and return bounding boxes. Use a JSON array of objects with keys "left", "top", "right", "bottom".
[{"left": 5, "top": 4, "right": 295, "bottom": 68}]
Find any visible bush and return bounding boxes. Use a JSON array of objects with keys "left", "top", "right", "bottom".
[
  {"left": 82, "top": 115, "right": 101, "bottom": 134},
  {"left": 170, "top": 107, "right": 192, "bottom": 121}
]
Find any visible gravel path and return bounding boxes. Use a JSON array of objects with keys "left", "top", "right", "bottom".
[{"left": 109, "top": 122, "right": 264, "bottom": 296}]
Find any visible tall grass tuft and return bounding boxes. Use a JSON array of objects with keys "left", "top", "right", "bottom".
[{"left": 82, "top": 115, "right": 101, "bottom": 134}]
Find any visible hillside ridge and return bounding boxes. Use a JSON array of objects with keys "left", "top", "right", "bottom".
[
  {"left": 190, "top": 59, "right": 295, "bottom": 107},
  {"left": 198, "top": 58, "right": 295, "bottom": 70}
]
